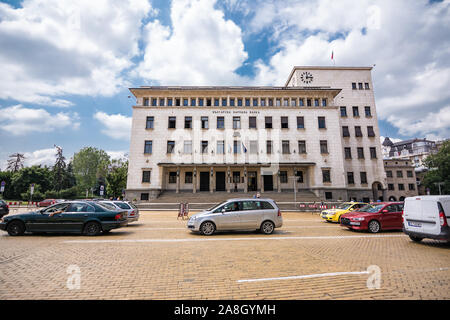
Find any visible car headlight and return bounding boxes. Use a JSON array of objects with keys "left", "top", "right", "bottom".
[{"left": 352, "top": 217, "right": 365, "bottom": 221}]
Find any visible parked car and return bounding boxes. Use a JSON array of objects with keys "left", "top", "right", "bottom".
[
  {"left": 0, "top": 201, "right": 128, "bottom": 236},
  {"left": 99, "top": 201, "right": 139, "bottom": 222},
  {"left": 187, "top": 198, "right": 282, "bottom": 235},
  {"left": 320, "top": 202, "right": 367, "bottom": 223},
  {"left": 403, "top": 196, "right": 450, "bottom": 242},
  {"left": 0, "top": 200, "right": 9, "bottom": 218},
  {"left": 340, "top": 202, "right": 404, "bottom": 233},
  {"left": 38, "top": 199, "right": 64, "bottom": 207}
]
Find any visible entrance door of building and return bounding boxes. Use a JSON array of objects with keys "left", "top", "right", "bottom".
[
  {"left": 216, "top": 171, "right": 226, "bottom": 191},
  {"left": 200, "top": 172, "right": 210, "bottom": 191},
  {"left": 248, "top": 171, "right": 257, "bottom": 191},
  {"left": 263, "top": 175, "right": 273, "bottom": 191}
]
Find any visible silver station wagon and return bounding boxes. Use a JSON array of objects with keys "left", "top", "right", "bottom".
[{"left": 187, "top": 198, "right": 283, "bottom": 235}]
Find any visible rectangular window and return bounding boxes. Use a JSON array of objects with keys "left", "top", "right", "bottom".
[
  {"left": 355, "top": 126, "right": 363, "bottom": 137},
  {"left": 253, "top": 98, "right": 258, "bottom": 106},
  {"left": 230, "top": 98, "right": 235, "bottom": 107},
  {"left": 146, "top": 116, "right": 154, "bottom": 129},
  {"left": 322, "top": 169, "right": 331, "bottom": 183},
  {"left": 217, "top": 141, "right": 224, "bottom": 154},
  {"left": 201, "top": 141, "right": 208, "bottom": 154},
  {"left": 353, "top": 106, "right": 359, "bottom": 117},
  {"left": 167, "top": 98, "right": 173, "bottom": 106},
  {"left": 360, "top": 172, "right": 367, "bottom": 184},
  {"left": 365, "top": 106, "right": 372, "bottom": 117},
  {"left": 250, "top": 140, "right": 258, "bottom": 154},
  {"left": 276, "top": 99, "right": 281, "bottom": 106},
  {"left": 314, "top": 99, "right": 319, "bottom": 107},
  {"left": 358, "top": 83, "right": 363, "bottom": 90},
  {"left": 307, "top": 99, "right": 312, "bottom": 107},
  {"left": 280, "top": 171, "right": 288, "bottom": 183},
  {"left": 297, "top": 116, "right": 304, "bottom": 129},
  {"left": 322, "top": 99, "right": 327, "bottom": 107},
  {"left": 217, "top": 116, "right": 224, "bottom": 129},
  {"left": 398, "top": 184, "right": 405, "bottom": 191},
  {"left": 233, "top": 171, "right": 240, "bottom": 183},
  {"left": 184, "top": 116, "right": 192, "bottom": 129},
  {"left": 370, "top": 147, "right": 377, "bottom": 159},
  {"left": 267, "top": 140, "right": 273, "bottom": 154},
  {"left": 352, "top": 83, "right": 357, "bottom": 90},
  {"left": 233, "top": 140, "right": 241, "bottom": 154},
  {"left": 282, "top": 140, "right": 290, "bottom": 154},
  {"left": 318, "top": 117, "right": 326, "bottom": 129},
  {"left": 388, "top": 184, "right": 395, "bottom": 191},
  {"left": 152, "top": 98, "right": 157, "bottom": 106},
  {"left": 206, "top": 98, "right": 211, "bottom": 106},
  {"left": 140, "top": 193, "right": 149, "bottom": 201},
  {"left": 281, "top": 116, "right": 289, "bottom": 128},
  {"left": 198, "top": 98, "right": 204, "bottom": 106},
  {"left": 342, "top": 126, "right": 350, "bottom": 137},
  {"left": 214, "top": 98, "right": 220, "bottom": 107},
  {"left": 175, "top": 98, "right": 180, "bottom": 106},
  {"left": 320, "top": 140, "right": 328, "bottom": 154},
  {"left": 168, "top": 116, "right": 176, "bottom": 129},
  {"left": 340, "top": 106, "right": 347, "bottom": 117},
  {"left": 184, "top": 140, "right": 192, "bottom": 154},
  {"left": 290, "top": 98, "right": 297, "bottom": 107},
  {"left": 357, "top": 147, "right": 365, "bottom": 159},
  {"left": 144, "top": 140, "right": 152, "bottom": 154},
  {"left": 407, "top": 170, "right": 413, "bottom": 178},
  {"left": 299, "top": 98, "right": 304, "bottom": 106},
  {"left": 408, "top": 183, "right": 415, "bottom": 191},
  {"left": 265, "top": 117, "right": 272, "bottom": 129},
  {"left": 283, "top": 99, "right": 289, "bottom": 106},
  {"left": 260, "top": 98, "right": 266, "bottom": 106},
  {"left": 237, "top": 98, "right": 243, "bottom": 107},
  {"left": 296, "top": 171, "right": 304, "bottom": 183},
  {"left": 168, "top": 172, "right": 177, "bottom": 184},
  {"left": 397, "top": 170, "right": 403, "bottom": 178},
  {"left": 365, "top": 83, "right": 370, "bottom": 90},
  {"left": 191, "top": 98, "right": 196, "bottom": 106},
  {"left": 344, "top": 147, "right": 352, "bottom": 159},
  {"left": 367, "top": 126, "right": 375, "bottom": 137},
  {"left": 386, "top": 170, "right": 393, "bottom": 178},
  {"left": 183, "top": 98, "right": 188, "bottom": 107},
  {"left": 143, "top": 97, "right": 149, "bottom": 106},
  {"left": 222, "top": 98, "right": 227, "bottom": 107},
  {"left": 185, "top": 172, "right": 193, "bottom": 184},
  {"left": 249, "top": 116, "right": 257, "bottom": 129},
  {"left": 167, "top": 141, "right": 175, "bottom": 154},
  {"left": 347, "top": 172, "right": 355, "bottom": 185},
  {"left": 201, "top": 116, "right": 209, "bottom": 129},
  {"left": 159, "top": 98, "right": 165, "bottom": 106},
  {"left": 298, "top": 141, "right": 306, "bottom": 154},
  {"left": 245, "top": 98, "right": 250, "bottom": 107},
  {"left": 233, "top": 116, "right": 241, "bottom": 129},
  {"left": 142, "top": 171, "right": 151, "bottom": 183}
]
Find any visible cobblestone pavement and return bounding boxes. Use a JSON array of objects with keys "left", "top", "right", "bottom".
[{"left": 0, "top": 210, "right": 449, "bottom": 300}]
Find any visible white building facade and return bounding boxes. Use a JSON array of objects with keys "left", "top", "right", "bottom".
[{"left": 126, "top": 66, "right": 386, "bottom": 202}]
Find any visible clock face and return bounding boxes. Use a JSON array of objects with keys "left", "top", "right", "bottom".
[{"left": 300, "top": 71, "right": 313, "bottom": 84}]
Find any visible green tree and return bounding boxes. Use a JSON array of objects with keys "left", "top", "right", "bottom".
[
  {"left": 7, "top": 153, "right": 25, "bottom": 172},
  {"left": 423, "top": 140, "right": 450, "bottom": 195},
  {"left": 72, "top": 147, "right": 110, "bottom": 196},
  {"left": 52, "top": 145, "right": 66, "bottom": 192},
  {"left": 11, "top": 166, "right": 53, "bottom": 200},
  {"left": 106, "top": 159, "right": 128, "bottom": 198},
  {"left": 0, "top": 170, "right": 13, "bottom": 199}
]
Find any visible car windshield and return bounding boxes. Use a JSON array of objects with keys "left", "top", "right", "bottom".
[
  {"left": 207, "top": 201, "right": 227, "bottom": 212},
  {"left": 336, "top": 203, "right": 352, "bottom": 209},
  {"left": 359, "top": 204, "right": 383, "bottom": 213},
  {"left": 114, "top": 202, "right": 131, "bottom": 210},
  {"left": 99, "top": 202, "right": 117, "bottom": 210}
]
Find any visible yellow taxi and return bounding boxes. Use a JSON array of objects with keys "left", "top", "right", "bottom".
[{"left": 320, "top": 202, "right": 368, "bottom": 223}]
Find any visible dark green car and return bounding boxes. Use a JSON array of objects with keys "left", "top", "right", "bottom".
[{"left": 0, "top": 201, "right": 128, "bottom": 236}]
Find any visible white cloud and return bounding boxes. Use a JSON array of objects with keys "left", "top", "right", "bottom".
[
  {"left": 136, "top": 0, "right": 248, "bottom": 85},
  {"left": 106, "top": 150, "right": 129, "bottom": 161},
  {"left": 94, "top": 112, "right": 132, "bottom": 140},
  {"left": 0, "top": 105, "right": 80, "bottom": 135},
  {"left": 0, "top": 0, "right": 154, "bottom": 106},
  {"left": 24, "top": 148, "right": 57, "bottom": 167}
]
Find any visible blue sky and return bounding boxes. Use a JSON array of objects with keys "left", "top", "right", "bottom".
[{"left": 0, "top": 0, "right": 449, "bottom": 168}]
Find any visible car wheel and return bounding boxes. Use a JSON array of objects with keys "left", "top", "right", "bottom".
[
  {"left": 84, "top": 222, "right": 102, "bottom": 236},
  {"left": 260, "top": 220, "right": 275, "bottom": 235},
  {"left": 409, "top": 235, "right": 423, "bottom": 242},
  {"left": 200, "top": 221, "right": 215, "bottom": 236},
  {"left": 368, "top": 220, "right": 381, "bottom": 233},
  {"left": 7, "top": 221, "right": 25, "bottom": 236}
]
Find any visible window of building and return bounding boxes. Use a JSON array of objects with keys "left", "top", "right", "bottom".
[
  {"left": 325, "top": 192, "right": 333, "bottom": 200},
  {"left": 296, "top": 170, "right": 304, "bottom": 183},
  {"left": 322, "top": 169, "right": 331, "bottom": 183},
  {"left": 198, "top": 98, "right": 203, "bottom": 106},
  {"left": 342, "top": 126, "right": 350, "bottom": 137},
  {"left": 281, "top": 116, "right": 289, "bottom": 129},
  {"left": 283, "top": 99, "right": 289, "bottom": 106},
  {"left": 318, "top": 117, "right": 326, "bottom": 129},
  {"left": 347, "top": 172, "right": 355, "bottom": 184},
  {"left": 190, "top": 98, "right": 196, "bottom": 106},
  {"left": 144, "top": 140, "right": 152, "bottom": 154},
  {"left": 358, "top": 83, "right": 363, "bottom": 90},
  {"left": 222, "top": 98, "right": 227, "bottom": 107},
  {"left": 160, "top": 98, "right": 165, "bottom": 106},
  {"left": 407, "top": 170, "right": 413, "bottom": 178},
  {"left": 275, "top": 98, "right": 281, "bottom": 106},
  {"left": 237, "top": 98, "right": 243, "bottom": 107},
  {"left": 320, "top": 140, "right": 328, "bottom": 154},
  {"left": 365, "top": 83, "right": 370, "bottom": 90},
  {"left": 249, "top": 116, "right": 257, "bottom": 129},
  {"left": 250, "top": 141, "right": 258, "bottom": 154},
  {"left": 365, "top": 106, "right": 372, "bottom": 117},
  {"left": 299, "top": 98, "right": 304, "bottom": 106},
  {"left": 314, "top": 99, "right": 319, "bottom": 107},
  {"left": 367, "top": 126, "right": 375, "bottom": 137},
  {"left": 267, "top": 140, "right": 273, "bottom": 154},
  {"left": 233, "top": 116, "right": 241, "bottom": 129},
  {"left": 307, "top": 99, "right": 312, "bottom": 107},
  {"left": 370, "top": 147, "right": 377, "bottom": 159},
  {"left": 352, "top": 83, "right": 357, "bottom": 90},
  {"left": 140, "top": 193, "right": 149, "bottom": 201},
  {"left": 142, "top": 171, "right": 151, "bottom": 183},
  {"left": 398, "top": 184, "right": 405, "bottom": 191},
  {"left": 217, "top": 116, "right": 225, "bottom": 129},
  {"left": 167, "top": 141, "right": 175, "bottom": 154},
  {"left": 152, "top": 98, "right": 157, "bottom": 106},
  {"left": 183, "top": 98, "right": 188, "bottom": 107},
  {"left": 397, "top": 170, "right": 403, "bottom": 178},
  {"left": 233, "top": 140, "right": 241, "bottom": 154},
  {"left": 201, "top": 141, "right": 208, "bottom": 154},
  {"left": 184, "top": 116, "right": 192, "bottom": 129},
  {"left": 353, "top": 106, "right": 359, "bottom": 117},
  {"left": 175, "top": 98, "right": 180, "bottom": 106},
  {"left": 230, "top": 98, "right": 235, "bottom": 107},
  {"left": 260, "top": 98, "right": 266, "bottom": 106},
  {"left": 322, "top": 99, "right": 327, "bottom": 107},
  {"left": 206, "top": 98, "right": 211, "bottom": 106},
  {"left": 298, "top": 141, "right": 306, "bottom": 154},
  {"left": 360, "top": 172, "right": 368, "bottom": 184},
  {"left": 386, "top": 170, "right": 393, "bottom": 178},
  {"left": 344, "top": 147, "right": 352, "bottom": 159},
  {"left": 357, "top": 147, "right": 364, "bottom": 159},
  {"left": 233, "top": 171, "right": 240, "bottom": 183},
  {"left": 214, "top": 98, "right": 219, "bottom": 107},
  {"left": 184, "top": 141, "right": 192, "bottom": 154},
  {"left": 265, "top": 117, "right": 273, "bottom": 129},
  {"left": 355, "top": 126, "right": 363, "bottom": 137},
  {"left": 388, "top": 184, "right": 394, "bottom": 190},
  {"left": 143, "top": 97, "right": 149, "bottom": 106},
  {"left": 167, "top": 98, "right": 173, "bottom": 106},
  {"left": 146, "top": 116, "right": 154, "bottom": 129},
  {"left": 280, "top": 171, "right": 288, "bottom": 183},
  {"left": 268, "top": 98, "right": 274, "bottom": 106},
  {"left": 168, "top": 116, "right": 176, "bottom": 129},
  {"left": 291, "top": 98, "right": 297, "bottom": 107},
  {"left": 185, "top": 172, "right": 193, "bottom": 184},
  {"left": 201, "top": 116, "right": 209, "bottom": 129},
  {"left": 245, "top": 98, "right": 250, "bottom": 107},
  {"left": 168, "top": 172, "right": 177, "bottom": 184},
  {"left": 253, "top": 98, "right": 259, "bottom": 107},
  {"left": 408, "top": 183, "right": 415, "bottom": 191},
  {"left": 282, "top": 140, "right": 290, "bottom": 154},
  {"left": 297, "top": 116, "right": 304, "bottom": 129},
  {"left": 217, "top": 141, "right": 225, "bottom": 154}
]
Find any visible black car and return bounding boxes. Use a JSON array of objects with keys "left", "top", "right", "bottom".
[
  {"left": 0, "top": 200, "right": 9, "bottom": 218},
  {"left": 0, "top": 201, "right": 128, "bottom": 236}
]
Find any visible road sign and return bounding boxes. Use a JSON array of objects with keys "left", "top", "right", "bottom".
[
  {"left": 1, "top": 181, "right": 5, "bottom": 187},
  {"left": 0, "top": 186, "right": 4, "bottom": 193},
  {"left": 30, "top": 183, "right": 35, "bottom": 195},
  {"left": 100, "top": 185, "right": 104, "bottom": 191}
]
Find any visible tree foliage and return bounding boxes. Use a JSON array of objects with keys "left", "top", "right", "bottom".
[
  {"left": 423, "top": 140, "right": 450, "bottom": 195},
  {"left": 106, "top": 159, "right": 128, "bottom": 198},
  {"left": 7, "top": 153, "right": 25, "bottom": 172},
  {"left": 72, "top": 147, "right": 110, "bottom": 194}
]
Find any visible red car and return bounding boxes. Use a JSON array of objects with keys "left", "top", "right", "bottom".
[
  {"left": 340, "top": 202, "right": 404, "bottom": 233},
  {"left": 38, "top": 199, "right": 63, "bottom": 207}
]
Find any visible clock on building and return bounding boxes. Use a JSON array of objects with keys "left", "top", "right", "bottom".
[{"left": 300, "top": 71, "right": 313, "bottom": 84}]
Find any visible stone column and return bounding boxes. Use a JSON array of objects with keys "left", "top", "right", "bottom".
[
  {"left": 277, "top": 171, "right": 281, "bottom": 193},
  {"left": 227, "top": 166, "right": 231, "bottom": 193}
]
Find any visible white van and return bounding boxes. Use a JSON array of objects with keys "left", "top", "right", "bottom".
[{"left": 403, "top": 196, "right": 450, "bottom": 242}]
